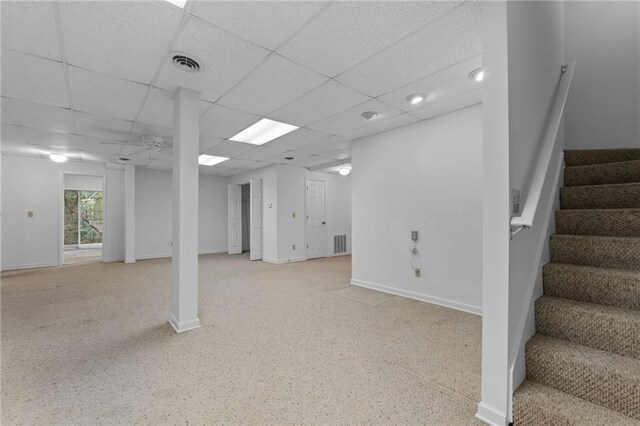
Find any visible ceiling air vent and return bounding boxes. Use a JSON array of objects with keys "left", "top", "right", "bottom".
[{"left": 172, "top": 54, "right": 200, "bottom": 73}]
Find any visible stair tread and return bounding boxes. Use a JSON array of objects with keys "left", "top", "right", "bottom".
[
  {"left": 561, "top": 182, "right": 640, "bottom": 209},
  {"left": 514, "top": 380, "right": 640, "bottom": 426},
  {"left": 527, "top": 334, "right": 640, "bottom": 378},
  {"left": 550, "top": 234, "right": 640, "bottom": 270},
  {"left": 545, "top": 262, "right": 640, "bottom": 279},
  {"left": 565, "top": 149, "right": 640, "bottom": 167},
  {"left": 538, "top": 295, "right": 640, "bottom": 320},
  {"left": 564, "top": 159, "right": 640, "bottom": 187}
]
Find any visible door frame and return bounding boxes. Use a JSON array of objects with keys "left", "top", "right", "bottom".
[
  {"left": 305, "top": 177, "right": 326, "bottom": 259},
  {"left": 228, "top": 180, "right": 263, "bottom": 259},
  {"left": 58, "top": 171, "right": 108, "bottom": 266}
]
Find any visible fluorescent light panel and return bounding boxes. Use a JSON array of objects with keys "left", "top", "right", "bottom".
[
  {"left": 165, "top": 0, "right": 187, "bottom": 8},
  {"left": 230, "top": 118, "right": 298, "bottom": 146},
  {"left": 198, "top": 154, "right": 229, "bottom": 166}
]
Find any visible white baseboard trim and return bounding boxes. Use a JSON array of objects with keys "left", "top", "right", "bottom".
[
  {"left": 476, "top": 401, "right": 508, "bottom": 426},
  {"left": 326, "top": 252, "right": 352, "bottom": 257},
  {"left": 263, "top": 257, "right": 308, "bottom": 265},
  {"left": 168, "top": 315, "right": 201, "bottom": 333},
  {"left": 136, "top": 250, "right": 227, "bottom": 261},
  {"left": 350, "top": 278, "right": 482, "bottom": 316},
  {"left": 103, "top": 257, "right": 124, "bottom": 263},
  {"left": 1, "top": 261, "right": 59, "bottom": 271}
]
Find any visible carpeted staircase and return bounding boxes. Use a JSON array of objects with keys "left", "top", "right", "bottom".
[{"left": 513, "top": 148, "right": 640, "bottom": 425}]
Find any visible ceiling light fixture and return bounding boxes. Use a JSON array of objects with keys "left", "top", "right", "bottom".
[
  {"left": 165, "top": 0, "right": 187, "bottom": 8},
  {"left": 406, "top": 93, "right": 426, "bottom": 105},
  {"left": 198, "top": 154, "right": 229, "bottom": 166},
  {"left": 49, "top": 153, "right": 68, "bottom": 163},
  {"left": 361, "top": 111, "right": 378, "bottom": 120},
  {"left": 230, "top": 118, "right": 298, "bottom": 146},
  {"left": 469, "top": 68, "right": 484, "bottom": 82},
  {"left": 338, "top": 166, "right": 351, "bottom": 176}
]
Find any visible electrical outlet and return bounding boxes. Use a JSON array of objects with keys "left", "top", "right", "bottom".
[
  {"left": 292, "top": 244, "right": 296, "bottom": 250},
  {"left": 411, "top": 231, "right": 418, "bottom": 242},
  {"left": 27, "top": 211, "right": 33, "bottom": 218},
  {"left": 414, "top": 268, "right": 421, "bottom": 278},
  {"left": 292, "top": 212, "right": 296, "bottom": 218}
]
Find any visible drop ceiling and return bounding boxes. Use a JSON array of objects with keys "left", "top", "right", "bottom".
[{"left": 0, "top": 0, "right": 482, "bottom": 176}]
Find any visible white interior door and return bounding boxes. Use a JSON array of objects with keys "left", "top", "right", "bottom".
[
  {"left": 228, "top": 184, "right": 242, "bottom": 254},
  {"left": 306, "top": 179, "right": 326, "bottom": 259},
  {"left": 250, "top": 179, "right": 263, "bottom": 260}
]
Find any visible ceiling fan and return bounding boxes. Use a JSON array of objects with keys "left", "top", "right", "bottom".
[{"left": 99, "top": 134, "right": 173, "bottom": 160}]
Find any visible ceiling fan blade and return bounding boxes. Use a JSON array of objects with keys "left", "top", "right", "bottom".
[{"left": 126, "top": 149, "right": 148, "bottom": 157}]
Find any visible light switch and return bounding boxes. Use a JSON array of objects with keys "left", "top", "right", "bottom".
[
  {"left": 292, "top": 212, "right": 296, "bottom": 218},
  {"left": 27, "top": 211, "right": 34, "bottom": 218},
  {"left": 411, "top": 231, "right": 418, "bottom": 242}
]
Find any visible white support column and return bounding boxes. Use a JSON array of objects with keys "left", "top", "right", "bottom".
[
  {"left": 169, "top": 87, "right": 200, "bottom": 333},
  {"left": 124, "top": 164, "right": 136, "bottom": 263}
]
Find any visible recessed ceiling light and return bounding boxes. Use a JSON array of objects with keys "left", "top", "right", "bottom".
[
  {"left": 165, "top": 0, "right": 187, "bottom": 8},
  {"left": 118, "top": 157, "right": 130, "bottom": 162},
  {"left": 338, "top": 166, "right": 351, "bottom": 176},
  {"left": 361, "top": 111, "right": 378, "bottom": 120},
  {"left": 198, "top": 154, "right": 229, "bottom": 166},
  {"left": 406, "top": 93, "right": 426, "bottom": 105},
  {"left": 469, "top": 68, "right": 484, "bottom": 82},
  {"left": 49, "top": 153, "right": 68, "bottom": 163},
  {"left": 284, "top": 156, "right": 294, "bottom": 160},
  {"left": 230, "top": 118, "right": 298, "bottom": 146}
]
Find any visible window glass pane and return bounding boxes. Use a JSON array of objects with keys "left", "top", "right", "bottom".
[
  {"left": 79, "top": 191, "right": 103, "bottom": 244},
  {"left": 64, "top": 190, "right": 78, "bottom": 246}
]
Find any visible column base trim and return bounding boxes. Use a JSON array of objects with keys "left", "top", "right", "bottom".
[
  {"left": 169, "top": 315, "right": 201, "bottom": 333},
  {"left": 476, "top": 401, "right": 508, "bottom": 426}
]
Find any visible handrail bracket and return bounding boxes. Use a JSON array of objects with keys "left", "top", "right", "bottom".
[{"left": 510, "top": 225, "right": 529, "bottom": 239}]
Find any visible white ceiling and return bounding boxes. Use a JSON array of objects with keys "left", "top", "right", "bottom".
[{"left": 0, "top": 0, "right": 482, "bottom": 176}]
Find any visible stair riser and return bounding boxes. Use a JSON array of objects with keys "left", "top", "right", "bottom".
[
  {"left": 565, "top": 160, "right": 640, "bottom": 187},
  {"left": 550, "top": 236, "right": 640, "bottom": 270},
  {"left": 565, "top": 149, "right": 640, "bottom": 167},
  {"left": 543, "top": 265, "right": 640, "bottom": 310},
  {"left": 535, "top": 299, "right": 640, "bottom": 359},
  {"left": 526, "top": 344, "right": 640, "bottom": 419},
  {"left": 555, "top": 210, "right": 640, "bottom": 237},
  {"left": 560, "top": 184, "right": 640, "bottom": 209}
]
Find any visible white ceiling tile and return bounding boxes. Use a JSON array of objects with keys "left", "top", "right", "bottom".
[
  {"left": 1, "top": 1, "right": 60, "bottom": 61},
  {"left": 200, "top": 135, "right": 223, "bottom": 154},
  {"left": 155, "top": 16, "right": 270, "bottom": 102},
  {"left": 200, "top": 104, "right": 260, "bottom": 139},
  {"left": 21, "top": 127, "right": 78, "bottom": 151},
  {"left": 119, "top": 144, "right": 160, "bottom": 162},
  {"left": 263, "top": 127, "right": 330, "bottom": 151},
  {"left": 0, "top": 139, "right": 41, "bottom": 157},
  {"left": 279, "top": 2, "right": 459, "bottom": 77},
  {"left": 219, "top": 158, "right": 260, "bottom": 169},
  {"left": 295, "top": 155, "right": 338, "bottom": 168},
  {"left": 377, "top": 54, "right": 482, "bottom": 111},
  {"left": 77, "top": 136, "right": 125, "bottom": 155},
  {"left": 69, "top": 66, "right": 148, "bottom": 121},
  {"left": 211, "top": 168, "right": 243, "bottom": 177},
  {"left": 349, "top": 113, "right": 420, "bottom": 140},
  {"left": 265, "top": 151, "right": 311, "bottom": 166},
  {"left": 307, "top": 99, "right": 401, "bottom": 136},
  {"left": 1, "top": 98, "right": 75, "bottom": 134},
  {"left": 217, "top": 54, "right": 327, "bottom": 116},
  {"left": 317, "top": 147, "right": 351, "bottom": 161},
  {"left": 336, "top": 3, "right": 481, "bottom": 96},
  {"left": 239, "top": 161, "right": 270, "bottom": 171},
  {"left": 59, "top": 1, "right": 183, "bottom": 84},
  {"left": 236, "top": 146, "right": 286, "bottom": 161},
  {"left": 137, "top": 88, "right": 175, "bottom": 128},
  {"left": 204, "top": 140, "right": 253, "bottom": 158},
  {"left": 1, "top": 49, "right": 70, "bottom": 108},
  {"left": 191, "top": 1, "right": 327, "bottom": 51},
  {"left": 146, "top": 159, "right": 173, "bottom": 170},
  {"left": 1, "top": 124, "right": 28, "bottom": 145},
  {"left": 80, "top": 151, "right": 129, "bottom": 165},
  {"left": 294, "top": 135, "right": 351, "bottom": 155},
  {"left": 268, "top": 80, "right": 369, "bottom": 127},
  {"left": 410, "top": 89, "right": 482, "bottom": 120},
  {"left": 1, "top": 106, "right": 15, "bottom": 125},
  {"left": 75, "top": 112, "right": 132, "bottom": 142}
]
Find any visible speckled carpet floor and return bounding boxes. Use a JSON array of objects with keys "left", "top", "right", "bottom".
[{"left": 1, "top": 254, "right": 481, "bottom": 425}]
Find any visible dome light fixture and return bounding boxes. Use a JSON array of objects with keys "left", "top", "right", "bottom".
[
  {"left": 338, "top": 166, "right": 351, "bottom": 176},
  {"left": 406, "top": 93, "right": 426, "bottom": 105},
  {"left": 361, "top": 111, "right": 378, "bottom": 120},
  {"left": 49, "top": 153, "right": 68, "bottom": 163},
  {"left": 469, "top": 67, "right": 484, "bottom": 82}
]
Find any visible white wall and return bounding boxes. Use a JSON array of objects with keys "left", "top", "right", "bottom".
[
  {"left": 64, "top": 174, "right": 103, "bottom": 191},
  {"left": 1, "top": 155, "right": 125, "bottom": 269},
  {"left": 351, "top": 104, "right": 483, "bottom": 314},
  {"left": 135, "top": 167, "right": 228, "bottom": 259},
  {"left": 564, "top": 1, "right": 640, "bottom": 149}
]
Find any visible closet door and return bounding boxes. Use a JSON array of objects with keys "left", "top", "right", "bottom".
[
  {"left": 228, "top": 184, "right": 242, "bottom": 254},
  {"left": 249, "top": 179, "right": 263, "bottom": 260}
]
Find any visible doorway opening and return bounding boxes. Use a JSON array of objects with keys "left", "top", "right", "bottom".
[
  {"left": 306, "top": 178, "right": 326, "bottom": 259},
  {"left": 63, "top": 174, "right": 104, "bottom": 265},
  {"left": 228, "top": 179, "right": 262, "bottom": 260}
]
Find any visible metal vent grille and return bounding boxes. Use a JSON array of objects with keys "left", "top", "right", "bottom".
[
  {"left": 172, "top": 54, "right": 200, "bottom": 72},
  {"left": 334, "top": 235, "right": 347, "bottom": 254}
]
